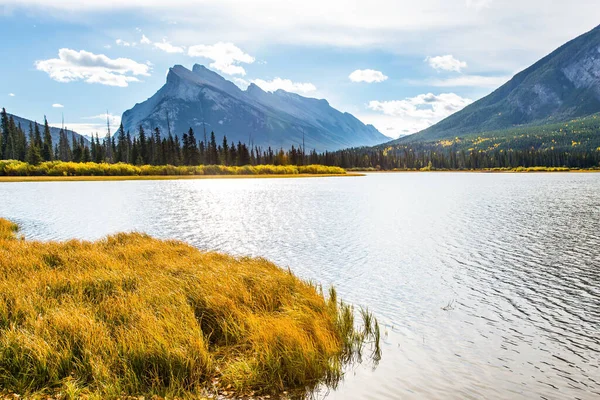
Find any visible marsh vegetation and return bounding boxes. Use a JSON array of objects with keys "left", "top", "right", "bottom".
[{"left": 0, "top": 219, "right": 380, "bottom": 399}]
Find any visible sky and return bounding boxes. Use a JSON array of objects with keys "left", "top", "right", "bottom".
[{"left": 1, "top": 0, "right": 599, "bottom": 139}]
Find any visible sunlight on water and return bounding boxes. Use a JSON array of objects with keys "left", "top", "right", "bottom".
[{"left": 1, "top": 173, "right": 599, "bottom": 399}]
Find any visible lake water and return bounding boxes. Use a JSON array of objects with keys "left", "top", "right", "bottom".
[{"left": 1, "top": 173, "right": 599, "bottom": 399}]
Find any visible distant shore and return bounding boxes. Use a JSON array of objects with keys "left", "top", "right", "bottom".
[
  {"left": 0, "top": 161, "right": 360, "bottom": 182},
  {"left": 0, "top": 173, "right": 363, "bottom": 182},
  {"left": 349, "top": 167, "right": 600, "bottom": 173}
]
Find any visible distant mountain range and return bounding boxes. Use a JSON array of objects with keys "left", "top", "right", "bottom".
[
  {"left": 8, "top": 113, "right": 88, "bottom": 146},
  {"left": 121, "top": 64, "right": 388, "bottom": 152},
  {"left": 397, "top": 24, "right": 600, "bottom": 145}
]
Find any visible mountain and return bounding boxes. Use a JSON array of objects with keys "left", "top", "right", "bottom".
[
  {"left": 399, "top": 24, "right": 600, "bottom": 144},
  {"left": 7, "top": 113, "right": 88, "bottom": 146},
  {"left": 121, "top": 64, "right": 388, "bottom": 151}
]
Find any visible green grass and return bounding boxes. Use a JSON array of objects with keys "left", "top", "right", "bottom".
[{"left": 0, "top": 219, "right": 380, "bottom": 399}]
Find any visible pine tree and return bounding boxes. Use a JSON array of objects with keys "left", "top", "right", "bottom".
[
  {"left": 15, "top": 122, "right": 27, "bottom": 161},
  {"left": 41, "top": 117, "right": 53, "bottom": 161},
  {"left": 138, "top": 126, "right": 147, "bottom": 164},
  {"left": 0, "top": 108, "right": 9, "bottom": 159},
  {"left": 188, "top": 128, "right": 199, "bottom": 165},
  {"left": 116, "top": 123, "right": 127, "bottom": 163},
  {"left": 152, "top": 127, "right": 162, "bottom": 165},
  {"left": 222, "top": 135, "right": 230, "bottom": 165},
  {"left": 33, "top": 122, "right": 43, "bottom": 149},
  {"left": 209, "top": 131, "right": 219, "bottom": 165}
]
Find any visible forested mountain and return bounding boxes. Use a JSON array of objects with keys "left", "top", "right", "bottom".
[
  {"left": 8, "top": 113, "right": 87, "bottom": 147},
  {"left": 0, "top": 109, "right": 89, "bottom": 163},
  {"left": 121, "top": 64, "right": 388, "bottom": 152},
  {"left": 398, "top": 24, "right": 600, "bottom": 144}
]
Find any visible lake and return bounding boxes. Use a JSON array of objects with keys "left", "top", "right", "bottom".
[{"left": 1, "top": 172, "right": 599, "bottom": 399}]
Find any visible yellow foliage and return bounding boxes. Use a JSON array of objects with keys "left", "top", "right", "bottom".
[
  {"left": 0, "top": 219, "right": 378, "bottom": 398},
  {"left": 0, "top": 161, "right": 346, "bottom": 177}
]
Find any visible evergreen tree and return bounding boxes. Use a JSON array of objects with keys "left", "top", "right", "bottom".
[
  {"left": 152, "top": 127, "right": 162, "bottom": 165},
  {"left": 0, "top": 108, "right": 9, "bottom": 159},
  {"left": 221, "top": 135, "right": 230, "bottom": 165},
  {"left": 209, "top": 131, "right": 219, "bottom": 165},
  {"left": 116, "top": 123, "right": 127, "bottom": 163},
  {"left": 33, "top": 122, "right": 43, "bottom": 149},
  {"left": 41, "top": 117, "right": 53, "bottom": 161},
  {"left": 188, "top": 128, "right": 199, "bottom": 165}
]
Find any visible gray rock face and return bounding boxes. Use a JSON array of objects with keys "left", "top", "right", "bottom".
[
  {"left": 399, "top": 24, "right": 600, "bottom": 143},
  {"left": 121, "top": 64, "right": 388, "bottom": 151}
]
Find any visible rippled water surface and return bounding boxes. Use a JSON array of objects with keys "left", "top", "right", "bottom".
[{"left": 1, "top": 173, "right": 599, "bottom": 399}]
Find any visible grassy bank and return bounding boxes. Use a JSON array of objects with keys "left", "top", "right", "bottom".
[
  {"left": 348, "top": 166, "right": 600, "bottom": 173},
  {"left": 0, "top": 161, "right": 347, "bottom": 179},
  {"left": 0, "top": 219, "right": 379, "bottom": 399}
]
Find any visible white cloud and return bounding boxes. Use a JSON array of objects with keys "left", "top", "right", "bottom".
[
  {"left": 35, "top": 48, "right": 151, "bottom": 87},
  {"left": 366, "top": 93, "right": 473, "bottom": 137},
  {"left": 3, "top": 1, "right": 599, "bottom": 76},
  {"left": 83, "top": 113, "right": 121, "bottom": 125},
  {"left": 64, "top": 113, "right": 122, "bottom": 137},
  {"left": 52, "top": 103, "right": 64, "bottom": 108},
  {"left": 349, "top": 69, "right": 388, "bottom": 83},
  {"left": 426, "top": 55, "right": 468, "bottom": 72},
  {"left": 251, "top": 78, "right": 316, "bottom": 94},
  {"left": 188, "top": 42, "right": 254, "bottom": 76},
  {"left": 153, "top": 39, "right": 185, "bottom": 54},
  {"left": 115, "top": 39, "right": 133, "bottom": 47},
  {"left": 422, "top": 74, "right": 510, "bottom": 87},
  {"left": 466, "top": 0, "right": 493, "bottom": 10},
  {"left": 8, "top": 93, "right": 15, "bottom": 97},
  {"left": 139, "top": 34, "right": 185, "bottom": 53},
  {"left": 233, "top": 77, "right": 250, "bottom": 89}
]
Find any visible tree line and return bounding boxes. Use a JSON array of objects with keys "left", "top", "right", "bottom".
[{"left": 2, "top": 108, "right": 599, "bottom": 170}]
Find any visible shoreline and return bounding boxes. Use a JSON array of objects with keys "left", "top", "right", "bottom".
[
  {"left": 0, "top": 173, "right": 364, "bottom": 182},
  {"left": 350, "top": 169, "right": 600, "bottom": 174}
]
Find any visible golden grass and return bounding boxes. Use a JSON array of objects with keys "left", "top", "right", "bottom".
[
  {"left": 0, "top": 161, "right": 347, "bottom": 179},
  {"left": 0, "top": 219, "right": 379, "bottom": 399}
]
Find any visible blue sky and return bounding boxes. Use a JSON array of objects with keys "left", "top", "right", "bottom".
[{"left": 1, "top": 0, "right": 598, "bottom": 139}]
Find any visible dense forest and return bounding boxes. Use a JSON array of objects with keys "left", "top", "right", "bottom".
[{"left": 1, "top": 108, "right": 599, "bottom": 170}]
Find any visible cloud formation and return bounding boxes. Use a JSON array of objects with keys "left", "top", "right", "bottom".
[
  {"left": 52, "top": 103, "right": 64, "bottom": 108},
  {"left": 349, "top": 69, "right": 388, "bottom": 83},
  {"left": 251, "top": 78, "right": 316, "bottom": 94},
  {"left": 62, "top": 113, "right": 123, "bottom": 137},
  {"left": 366, "top": 92, "right": 472, "bottom": 136},
  {"left": 188, "top": 42, "right": 254, "bottom": 76},
  {"left": 115, "top": 39, "right": 134, "bottom": 47},
  {"left": 35, "top": 49, "right": 151, "bottom": 87},
  {"left": 8, "top": 93, "right": 15, "bottom": 97},
  {"left": 425, "top": 55, "right": 467, "bottom": 72},
  {"left": 153, "top": 39, "right": 185, "bottom": 54},
  {"left": 424, "top": 74, "right": 510, "bottom": 87}
]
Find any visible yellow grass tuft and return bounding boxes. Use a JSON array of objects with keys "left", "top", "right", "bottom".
[{"left": 0, "top": 219, "right": 379, "bottom": 398}]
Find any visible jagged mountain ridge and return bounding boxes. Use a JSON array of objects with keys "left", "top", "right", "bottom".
[
  {"left": 121, "top": 64, "right": 388, "bottom": 151},
  {"left": 397, "top": 24, "right": 600, "bottom": 144}
]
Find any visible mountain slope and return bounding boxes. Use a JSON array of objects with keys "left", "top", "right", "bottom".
[
  {"left": 121, "top": 64, "right": 388, "bottom": 151},
  {"left": 399, "top": 24, "right": 600, "bottom": 143},
  {"left": 8, "top": 113, "right": 88, "bottom": 145}
]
